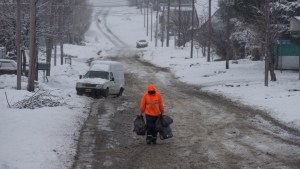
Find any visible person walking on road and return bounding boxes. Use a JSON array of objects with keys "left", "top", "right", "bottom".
[{"left": 140, "top": 84, "right": 164, "bottom": 144}]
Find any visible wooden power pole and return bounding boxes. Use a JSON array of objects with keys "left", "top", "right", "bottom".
[
  {"left": 166, "top": 0, "right": 170, "bottom": 47},
  {"left": 207, "top": 0, "right": 211, "bottom": 62},
  {"left": 147, "top": 0, "right": 149, "bottom": 36},
  {"left": 178, "top": 0, "right": 181, "bottom": 46},
  {"left": 161, "top": 6, "right": 165, "bottom": 47},
  {"left": 225, "top": 3, "right": 230, "bottom": 69},
  {"left": 265, "top": 0, "right": 270, "bottom": 86},
  {"left": 59, "top": 2, "right": 64, "bottom": 65},
  {"left": 151, "top": 4, "right": 153, "bottom": 41},
  {"left": 155, "top": 0, "right": 158, "bottom": 47},
  {"left": 190, "top": 0, "right": 195, "bottom": 58},
  {"left": 144, "top": 0, "right": 146, "bottom": 28}
]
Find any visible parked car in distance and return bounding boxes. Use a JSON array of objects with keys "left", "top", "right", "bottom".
[
  {"left": 0, "top": 59, "right": 28, "bottom": 76},
  {"left": 5, "top": 52, "right": 17, "bottom": 61},
  {"left": 136, "top": 40, "right": 148, "bottom": 48},
  {"left": 76, "top": 61, "right": 125, "bottom": 98}
]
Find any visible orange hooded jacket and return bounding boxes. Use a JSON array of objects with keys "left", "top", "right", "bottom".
[{"left": 140, "top": 84, "right": 164, "bottom": 117}]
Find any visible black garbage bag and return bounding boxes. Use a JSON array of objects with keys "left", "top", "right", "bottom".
[
  {"left": 161, "top": 115, "right": 173, "bottom": 126},
  {"left": 156, "top": 115, "right": 173, "bottom": 140},
  {"left": 133, "top": 115, "right": 146, "bottom": 136},
  {"left": 158, "top": 125, "right": 173, "bottom": 140},
  {"left": 156, "top": 115, "right": 173, "bottom": 131}
]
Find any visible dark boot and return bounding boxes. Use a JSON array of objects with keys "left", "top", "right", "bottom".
[
  {"left": 152, "top": 131, "right": 158, "bottom": 144},
  {"left": 152, "top": 137, "right": 157, "bottom": 144},
  {"left": 146, "top": 135, "right": 152, "bottom": 145}
]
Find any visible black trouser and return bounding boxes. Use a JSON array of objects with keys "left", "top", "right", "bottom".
[{"left": 145, "top": 115, "right": 158, "bottom": 142}]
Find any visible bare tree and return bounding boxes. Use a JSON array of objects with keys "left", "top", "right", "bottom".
[
  {"left": 46, "top": 0, "right": 54, "bottom": 76},
  {"left": 28, "top": 0, "right": 38, "bottom": 92},
  {"left": 240, "top": 0, "right": 283, "bottom": 83},
  {"left": 0, "top": 1, "right": 16, "bottom": 52},
  {"left": 16, "top": 0, "right": 22, "bottom": 90},
  {"left": 194, "top": 14, "right": 208, "bottom": 56},
  {"left": 0, "top": 0, "right": 92, "bottom": 91},
  {"left": 170, "top": 6, "right": 195, "bottom": 47}
]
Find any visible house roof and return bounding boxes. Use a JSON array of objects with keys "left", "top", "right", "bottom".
[
  {"left": 197, "top": 8, "right": 223, "bottom": 32},
  {"left": 290, "top": 16, "right": 300, "bottom": 21},
  {"left": 159, "top": 1, "right": 219, "bottom": 18},
  {"left": 290, "top": 16, "right": 300, "bottom": 32}
]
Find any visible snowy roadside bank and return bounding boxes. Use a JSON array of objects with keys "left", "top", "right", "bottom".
[{"left": 0, "top": 58, "right": 92, "bottom": 169}]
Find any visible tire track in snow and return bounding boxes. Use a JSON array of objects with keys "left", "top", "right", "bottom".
[
  {"left": 95, "top": 8, "right": 122, "bottom": 48},
  {"left": 102, "top": 9, "right": 129, "bottom": 48},
  {"left": 95, "top": 8, "right": 129, "bottom": 48}
]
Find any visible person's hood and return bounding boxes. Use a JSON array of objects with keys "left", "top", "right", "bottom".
[{"left": 147, "top": 84, "right": 156, "bottom": 92}]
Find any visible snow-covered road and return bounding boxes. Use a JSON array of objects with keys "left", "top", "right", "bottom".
[{"left": 72, "top": 7, "right": 300, "bottom": 169}]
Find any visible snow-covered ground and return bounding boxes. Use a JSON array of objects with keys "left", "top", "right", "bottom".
[
  {"left": 104, "top": 5, "right": 300, "bottom": 128},
  {"left": 0, "top": 1, "right": 299, "bottom": 168}
]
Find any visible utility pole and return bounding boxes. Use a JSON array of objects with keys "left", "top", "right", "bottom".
[
  {"left": 155, "top": 0, "right": 159, "bottom": 47},
  {"left": 140, "top": 0, "right": 143, "bottom": 14},
  {"left": 54, "top": 40, "right": 57, "bottom": 66},
  {"left": 161, "top": 5, "right": 165, "bottom": 47},
  {"left": 207, "top": 0, "right": 211, "bottom": 62},
  {"left": 166, "top": 0, "right": 170, "bottom": 47},
  {"left": 59, "top": 1, "right": 64, "bottom": 65},
  {"left": 265, "top": 0, "right": 270, "bottom": 86},
  {"left": 16, "top": 0, "right": 22, "bottom": 90},
  {"left": 178, "top": 0, "right": 181, "bottom": 46},
  {"left": 147, "top": 0, "right": 149, "bottom": 36},
  {"left": 190, "top": 0, "right": 195, "bottom": 58},
  {"left": 151, "top": 3, "right": 153, "bottom": 41},
  {"left": 225, "top": 2, "right": 229, "bottom": 69},
  {"left": 28, "top": 0, "right": 38, "bottom": 92},
  {"left": 53, "top": 0, "right": 57, "bottom": 66},
  {"left": 144, "top": 1, "right": 146, "bottom": 28}
]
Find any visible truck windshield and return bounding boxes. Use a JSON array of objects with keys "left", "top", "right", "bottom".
[{"left": 83, "top": 71, "right": 109, "bottom": 79}]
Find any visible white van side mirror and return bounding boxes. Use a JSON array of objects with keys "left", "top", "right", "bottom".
[{"left": 79, "top": 75, "right": 82, "bottom": 79}]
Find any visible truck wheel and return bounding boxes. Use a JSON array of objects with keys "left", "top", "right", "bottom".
[
  {"left": 117, "top": 87, "right": 124, "bottom": 97},
  {"left": 77, "top": 91, "right": 83, "bottom": 96},
  {"left": 103, "top": 88, "right": 109, "bottom": 97}
]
